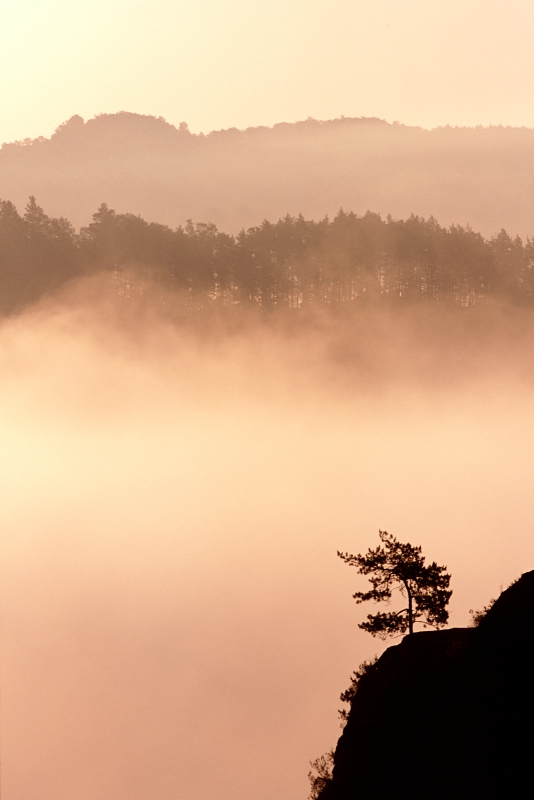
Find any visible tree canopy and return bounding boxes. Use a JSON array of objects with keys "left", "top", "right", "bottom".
[
  {"left": 1, "top": 198, "right": 534, "bottom": 314},
  {"left": 338, "top": 530, "right": 452, "bottom": 638}
]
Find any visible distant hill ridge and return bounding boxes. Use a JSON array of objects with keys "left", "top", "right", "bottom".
[
  {"left": 1, "top": 112, "right": 534, "bottom": 236},
  {"left": 1, "top": 112, "right": 395, "bottom": 150},
  {"left": 4, "top": 111, "right": 533, "bottom": 149}
]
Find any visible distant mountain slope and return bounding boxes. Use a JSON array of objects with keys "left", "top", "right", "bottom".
[{"left": 1, "top": 112, "right": 534, "bottom": 236}]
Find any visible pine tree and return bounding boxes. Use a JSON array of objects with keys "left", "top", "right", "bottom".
[{"left": 338, "top": 530, "right": 452, "bottom": 638}]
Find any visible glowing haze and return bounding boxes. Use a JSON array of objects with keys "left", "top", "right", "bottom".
[
  {"left": 1, "top": 285, "right": 534, "bottom": 799},
  {"left": 2, "top": 0, "right": 534, "bottom": 143},
  {"left": 2, "top": 0, "right": 534, "bottom": 797}
]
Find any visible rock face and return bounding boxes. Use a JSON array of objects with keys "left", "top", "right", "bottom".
[{"left": 322, "top": 571, "right": 534, "bottom": 798}]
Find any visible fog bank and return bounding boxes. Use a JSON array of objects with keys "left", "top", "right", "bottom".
[{"left": 1, "top": 287, "right": 534, "bottom": 799}]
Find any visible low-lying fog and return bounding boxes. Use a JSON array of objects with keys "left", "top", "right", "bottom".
[{"left": 1, "top": 280, "right": 534, "bottom": 799}]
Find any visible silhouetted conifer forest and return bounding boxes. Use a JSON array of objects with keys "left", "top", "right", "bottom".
[{"left": 1, "top": 196, "right": 533, "bottom": 315}]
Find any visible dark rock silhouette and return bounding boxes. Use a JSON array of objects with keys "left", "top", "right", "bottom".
[{"left": 322, "top": 571, "right": 534, "bottom": 798}]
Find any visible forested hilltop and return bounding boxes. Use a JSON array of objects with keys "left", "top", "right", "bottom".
[
  {"left": 0, "top": 197, "right": 533, "bottom": 315},
  {"left": 2, "top": 113, "right": 534, "bottom": 236}
]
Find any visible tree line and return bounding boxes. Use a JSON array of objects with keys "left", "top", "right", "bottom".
[{"left": 1, "top": 196, "right": 533, "bottom": 314}]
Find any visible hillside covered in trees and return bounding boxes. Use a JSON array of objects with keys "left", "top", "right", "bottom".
[
  {"left": 0, "top": 197, "right": 533, "bottom": 315},
  {"left": 2, "top": 113, "right": 534, "bottom": 236}
]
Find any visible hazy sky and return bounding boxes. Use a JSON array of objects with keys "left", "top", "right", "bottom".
[{"left": 2, "top": 0, "right": 534, "bottom": 142}]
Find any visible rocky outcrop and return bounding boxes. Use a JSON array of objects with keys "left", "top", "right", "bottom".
[{"left": 323, "top": 571, "right": 534, "bottom": 798}]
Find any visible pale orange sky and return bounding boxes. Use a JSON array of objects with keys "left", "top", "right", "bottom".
[{"left": 2, "top": 0, "right": 534, "bottom": 143}]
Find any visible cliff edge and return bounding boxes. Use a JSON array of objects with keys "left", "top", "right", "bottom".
[{"left": 321, "top": 571, "right": 534, "bottom": 798}]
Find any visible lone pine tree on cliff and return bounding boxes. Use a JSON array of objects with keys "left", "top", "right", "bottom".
[{"left": 338, "top": 530, "right": 452, "bottom": 637}]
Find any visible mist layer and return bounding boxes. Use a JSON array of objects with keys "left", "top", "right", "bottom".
[{"left": 1, "top": 289, "right": 533, "bottom": 799}]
